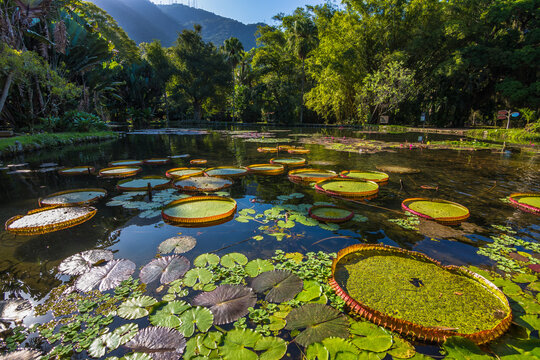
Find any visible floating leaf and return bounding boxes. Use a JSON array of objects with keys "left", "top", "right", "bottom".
[
  {"left": 150, "top": 301, "right": 191, "bottom": 328},
  {"left": 254, "top": 335, "right": 287, "bottom": 360},
  {"left": 388, "top": 336, "right": 416, "bottom": 359},
  {"left": 183, "top": 268, "right": 213, "bottom": 287},
  {"left": 320, "top": 337, "right": 360, "bottom": 359},
  {"left": 285, "top": 303, "right": 349, "bottom": 347},
  {"left": 221, "top": 253, "right": 248, "bottom": 268},
  {"left": 0, "top": 299, "right": 32, "bottom": 322},
  {"left": 252, "top": 270, "right": 303, "bottom": 303},
  {"left": 178, "top": 307, "right": 214, "bottom": 337},
  {"left": 89, "top": 333, "right": 122, "bottom": 358},
  {"left": 118, "top": 296, "right": 158, "bottom": 320},
  {"left": 245, "top": 259, "right": 274, "bottom": 277},
  {"left": 158, "top": 236, "right": 197, "bottom": 254},
  {"left": 277, "top": 220, "right": 295, "bottom": 229},
  {"left": 58, "top": 249, "right": 114, "bottom": 276},
  {"left": 306, "top": 342, "right": 330, "bottom": 360},
  {"left": 194, "top": 253, "right": 220, "bottom": 267},
  {"left": 125, "top": 327, "right": 186, "bottom": 360},
  {"left": 140, "top": 255, "right": 190, "bottom": 285},
  {"left": 192, "top": 285, "right": 257, "bottom": 325},
  {"left": 218, "top": 328, "right": 261, "bottom": 360},
  {"left": 0, "top": 350, "right": 42, "bottom": 360},
  {"left": 75, "top": 259, "right": 135, "bottom": 292},
  {"left": 349, "top": 321, "right": 393, "bottom": 352},
  {"left": 295, "top": 280, "right": 323, "bottom": 302},
  {"left": 113, "top": 323, "right": 139, "bottom": 344},
  {"left": 442, "top": 337, "right": 492, "bottom": 360},
  {"left": 184, "top": 334, "right": 211, "bottom": 360}
]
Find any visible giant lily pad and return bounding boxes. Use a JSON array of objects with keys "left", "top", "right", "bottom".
[
  {"left": 57, "top": 249, "right": 114, "bottom": 276},
  {"left": 309, "top": 205, "right": 354, "bottom": 223},
  {"left": 190, "top": 159, "right": 207, "bottom": 165},
  {"left": 270, "top": 157, "right": 306, "bottom": 167},
  {"left": 144, "top": 158, "right": 170, "bottom": 165},
  {"left": 257, "top": 147, "right": 278, "bottom": 153},
  {"left": 205, "top": 166, "right": 248, "bottom": 178},
  {"left": 75, "top": 259, "right": 136, "bottom": 292},
  {"left": 340, "top": 170, "right": 389, "bottom": 184},
  {"left": 58, "top": 166, "right": 95, "bottom": 176},
  {"left": 288, "top": 148, "right": 310, "bottom": 154},
  {"left": 139, "top": 255, "right": 190, "bottom": 285},
  {"left": 109, "top": 160, "right": 143, "bottom": 166},
  {"left": 251, "top": 270, "right": 303, "bottom": 303},
  {"left": 402, "top": 198, "right": 470, "bottom": 225},
  {"left": 162, "top": 196, "right": 237, "bottom": 226},
  {"left": 125, "top": 327, "right": 186, "bottom": 360},
  {"left": 165, "top": 167, "right": 204, "bottom": 179},
  {"left": 99, "top": 166, "right": 142, "bottom": 178},
  {"left": 315, "top": 178, "right": 379, "bottom": 199},
  {"left": 285, "top": 303, "right": 349, "bottom": 347},
  {"left": 376, "top": 165, "right": 420, "bottom": 174},
  {"left": 158, "top": 236, "right": 197, "bottom": 254},
  {"left": 192, "top": 285, "right": 257, "bottom": 325},
  {"left": 39, "top": 188, "right": 107, "bottom": 207},
  {"left": 0, "top": 299, "right": 32, "bottom": 322},
  {"left": 330, "top": 244, "right": 512, "bottom": 344},
  {"left": 288, "top": 168, "right": 337, "bottom": 184},
  {"left": 174, "top": 176, "right": 233, "bottom": 192},
  {"left": 5, "top": 206, "right": 97, "bottom": 235},
  {"left": 509, "top": 193, "right": 540, "bottom": 215},
  {"left": 118, "top": 176, "right": 171, "bottom": 191},
  {"left": 247, "top": 164, "right": 285, "bottom": 175}
]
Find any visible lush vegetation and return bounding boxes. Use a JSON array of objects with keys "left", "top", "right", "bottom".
[{"left": 0, "top": 0, "right": 538, "bottom": 131}]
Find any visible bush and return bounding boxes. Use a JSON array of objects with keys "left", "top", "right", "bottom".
[{"left": 40, "top": 111, "right": 108, "bottom": 132}]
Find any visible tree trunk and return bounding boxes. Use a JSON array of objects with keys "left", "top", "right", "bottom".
[
  {"left": 164, "top": 92, "right": 170, "bottom": 127},
  {"left": 300, "top": 58, "right": 305, "bottom": 124},
  {"left": 0, "top": 71, "right": 14, "bottom": 117},
  {"left": 232, "top": 69, "right": 236, "bottom": 122}
]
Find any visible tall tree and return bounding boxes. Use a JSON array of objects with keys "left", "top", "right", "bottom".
[{"left": 222, "top": 37, "right": 244, "bottom": 122}]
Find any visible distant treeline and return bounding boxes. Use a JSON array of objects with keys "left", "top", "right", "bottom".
[{"left": 0, "top": 0, "right": 538, "bottom": 131}]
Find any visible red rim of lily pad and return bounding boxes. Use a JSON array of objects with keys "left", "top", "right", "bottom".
[
  {"left": 247, "top": 164, "right": 285, "bottom": 175},
  {"left": 165, "top": 167, "right": 205, "bottom": 179},
  {"left": 162, "top": 196, "right": 237, "bottom": 226},
  {"left": 288, "top": 168, "right": 337, "bottom": 184},
  {"left": 58, "top": 166, "right": 95, "bottom": 176},
  {"left": 257, "top": 147, "right": 278, "bottom": 153},
  {"left": 288, "top": 148, "right": 310, "bottom": 154},
  {"left": 340, "top": 170, "right": 389, "bottom": 184},
  {"left": 315, "top": 178, "right": 379, "bottom": 199},
  {"left": 508, "top": 193, "right": 540, "bottom": 215},
  {"left": 39, "top": 188, "right": 107, "bottom": 207},
  {"left": 190, "top": 159, "right": 208, "bottom": 165},
  {"left": 329, "top": 244, "right": 513, "bottom": 345},
  {"left": 98, "top": 166, "right": 142, "bottom": 178},
  {"left": 308, "top": 205, "right": 354, "bottom": 223},
  {"left": 402, "top": 198, "right": 470, "bottom": 225}
]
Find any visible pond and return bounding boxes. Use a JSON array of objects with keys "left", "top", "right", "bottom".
[{"left": 0, "top": 127, "right": 539, "bottom": 359}]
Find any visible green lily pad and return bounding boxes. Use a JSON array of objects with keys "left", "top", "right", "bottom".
[
  {"left": 118, "top": 296, "right": 158, "bottom": 320},
  {"left": 193, "top": 285, "right": 257, "bottom": 325},
  {"left": 443, "top": 336, "right": 492, "bottom": 360},
  {"left": 194, "top": 253, "right": 221, "bottom": 267},
  {"left": 251, "top": 270, "right": 303, "bottom": 303},
  {"left": 388, "top": 336, "right": 416, "bottom": 359},
  {"left": 295, "top": 280, "right": 323, "bottom": 302},
  {"left": 89, "top": 333, "right": 122, "bottom": 358},
  {"left": 218, "top": 328, "right": 261, "bottom": 360},
  {"left": 245, "top": 259, "right": 275, "bottom": 277},
  {"left": 306, "top": 342, "right": 330, "bottom": 360},
  {"left": 221, "top": 253, "right": 248, "bottom": 268},
  {"left": 183, "top": 268, "right": 214, "bottom": 287},
  {"left": 349, "top": 321, "right": 393, "bottom": 353},
  {"left": 178, "top": 307, "right": 214, "bottom": 337},
  {"left": 113, "top": 323, "right": 139, "bottom": 344},
  {"left": 254, "top": 335, "right": 287, "bottom": 360},
  {"left": 285, "top": 303, "right": 349, "bottom": 347},
  {"left": 149, "top": 301, "right": 191, "bottom": 328},
  {"left": 513, "top": 274, "right": 537, "bottom": 284},
  {"left": 158, "top": 236, "right": 197, "bottom": 254},
  {"left": 319, "top": 337, "right": 360, "bottom": 359}
]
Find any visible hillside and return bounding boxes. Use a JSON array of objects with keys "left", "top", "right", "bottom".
[{"left": 87, "top": 0, "right": 262, "bottom": 49}]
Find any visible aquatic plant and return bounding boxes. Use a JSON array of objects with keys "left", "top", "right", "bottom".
[
  {"left": 174, "top": 176, "right": 233, "bottom": 192},
  {"left": 58, "top": 249, "right": 114, "bottom": 276},
  {"left": 98, "top": 166, "right": 142, "bottom": 178},
  {"left": 39, "top": 188, "right": 107, "bottom": 207},
  {"left": 162, "top": 196, "right": 237, "bottom": 226},
  {"left": 402, "top": 198, "right": 470, "bottom": 225},
  {"left": 158, "top": 236, "right": 197, "bottom": 254},
  {"left": 117, "top": 176, "right": 171, "bottom": 191},
  {"left": 5, "top": 206, "right": 97, "bottom": 235}
]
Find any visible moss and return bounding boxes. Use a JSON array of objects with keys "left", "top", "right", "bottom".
[{"left": 335, "top": 251, "right": 508, "bottom": 334}]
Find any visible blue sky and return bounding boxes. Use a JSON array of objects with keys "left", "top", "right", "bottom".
[{"left": 151, "top": 0, "right": 328, "bottom": 24}]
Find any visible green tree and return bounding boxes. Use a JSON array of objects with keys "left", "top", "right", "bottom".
[{"left": 222, "top": 37, "right": 244, "bottom": 122}]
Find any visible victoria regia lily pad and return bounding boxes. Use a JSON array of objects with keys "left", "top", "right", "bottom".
[
  {"left": 117, "top": 176, "right": 171, "bottom": 191},
  {"left": 143, "top": 158, "right": 170, "bottom": 165},
  {"left": 251, "top": 270, "right": 303, "bottom": 303},
  {"left": 376, "top": 165, "right": 420, "bottom": 174},
  {"left": 270, "top": 157, "right": 306, "bottom": 167},
  {"left": 158, "top": 236, "right": 197, "bottom": 254},
  {"left": 75, "top": 259, "right": 136, "bottom": 292},
  {"left": 190, "top": 159, "right": 207, "bottom": 165},
  {"left": 330, "top": 244, "right": 512, "bottom": 344},
  {"left": 309, "top": 205, "right": 354, "bottom": 223},
  {"left": 315, "top": 178, "right": 379, "bottom": 199},
  {"left": 247, "top": 164, "right": 285, "bottom": 175},
  {"left": 109, "top": 160, "right": 143, "bottom": 167},
  {"left": 402, "top": 198, "right": 470, "bottom": 225},
  {"left": 288, "top": 168, "right": 337, "bottom": 184},
  {"left": 257, "top": 147, "right": 278, "bottom": 153},
  {"left": 139, "top": 255, "right": 190, "bottom": 285},
  {"left": 5, "top": 206, "right": 97, "bottom": 235},
  {"left": 288, "top": 148, "right": 310, "bottom": 154},
  {"left": 99, "top": 166, "right": 142, "bottom": 178},
  {"left": 125, "top": 327, "right": 186, "bottom": 360},
  {"left": 39, "top": 188, "right": 107, "bottom": 207},
  {"left": 205, "top": 166, "right": 249, "bottom": 178},
  {"left": 192, "top": 285, "right": 257, "bottom": 325},
  {"left": 165, "top": 167, "right": 205, "bottom": 179},
  {"left": 162, "top": 196, "right": 237, "bottom": 226},
  {"left": 174, "top": 176, "right": 233, "bottom": 192},
  {"left": 0, "top": 299, "right": 32, "bottom": 322},
  {"left": 57, "top": 249, "right": 114, "bottom": 276},
  {"left": 285, "top": 303, "right": 349, "bottom": 347},
  {"left": 340, "top": 170, "right": 389, "bottom": 183},
  {"left": 58, "top": 166, "right": 95, "bottom": 176},
  {"left": 509, "top": 193, "right": 540, "bottom": 215}
]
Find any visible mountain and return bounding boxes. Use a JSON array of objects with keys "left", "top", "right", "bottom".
[{"left": 87, "top": 0, "right": 263, "bottom": 49}]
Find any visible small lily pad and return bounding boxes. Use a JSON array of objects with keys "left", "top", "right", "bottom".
[
  {"left": 220, "top": 253, "right": 248, "bottom": 268},
  {"left": 125, "top": 327, "right": 186, "bottom": 360},
  {"left": 118, "top": 296, "right": 159, "bottom": 320},
  {"left": 139, "top": 255, "right": 190, "bottom": 285},
  {"left": 194, "top": 253, "right": 220, "bottom": 267},
  {"left": 192, "top": 285, "right": 257, "bottom": 325},
  {"left": 158, "top": 236, "right": 197, "bottom": 254},
  {"left": 349, "top": 321, "right": 393, "bottom": 353},
  {"left": 58, "top": 249, "right": 114, "bottom": 276},
  {"left": 75, "top": 259, "right": 136, "bottom": 292},
  {"left": 251, "top": 270, "right": 303, "bottom": 303},
  {"left": 245, "top": 259, "right": 274, "bottom": 277}
]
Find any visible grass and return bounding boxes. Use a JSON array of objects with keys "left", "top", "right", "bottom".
[
  {"left": 0, "top": 131, "right": 117, "bottom": 153},
  {"left": 467, "top": 128, "right": 540, "bottom": 145}
]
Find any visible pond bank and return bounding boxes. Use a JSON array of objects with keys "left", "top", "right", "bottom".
[
  {"left": 0, "top": 131, "right": 119, "bottom": 158},
  {"left": 466, "top": 128, "right": 540, "bottom": 145}
]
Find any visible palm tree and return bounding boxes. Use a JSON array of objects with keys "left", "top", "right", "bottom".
[
  {"left": 223, "top": 37, "right": 244, "bottom": 122},
  {"left": 285, "top": 13, "right": 317, "bottom": 124}
]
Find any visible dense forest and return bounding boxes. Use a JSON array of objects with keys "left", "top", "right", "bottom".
[{"left": 0, "top": 0, "right": 538, "bottom": 131}]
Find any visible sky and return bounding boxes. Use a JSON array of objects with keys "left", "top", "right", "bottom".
[{"left": 151, "top": 0, "right": 328, "bottom": 24}]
